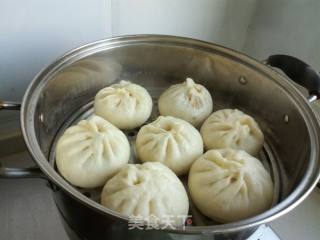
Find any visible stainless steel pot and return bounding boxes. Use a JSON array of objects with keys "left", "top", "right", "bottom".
[{"left": 1, "top": 35, "right": 320, "bottom": 240}]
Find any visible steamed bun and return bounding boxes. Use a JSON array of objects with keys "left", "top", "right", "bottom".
[
  {"left": 101, "top": 162, "right": 189, "bottom": 225},
  {"left": 56, "top": 115, "right": 130, "bottom": 188},
  {"left": 94, "top": 80, "right": 152, "bottom": 129},
  {"left": 158, "top": 78, "right": 213, "bottom": 127},
  {"left": 188, "top": 149, "right": 273, "bottom": 223},
  {"left": 200, "top": 109, "right": 264, "bottom": 156},
  {"left": 136, "top": 116, "right": 203, "bottom": 175}
]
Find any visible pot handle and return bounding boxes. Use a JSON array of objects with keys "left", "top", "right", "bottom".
[
  {"left": 0, "top": 163, "right": 45, "bottom": 178},
  {"left": 0, "top": 101, "right": 21, "bottom": 110},
  {"left": 0, "top": 101, "right": 46, "bottom": 179},
  {"left": 265, "top": 55, "right": 320, "bottom": 102}
]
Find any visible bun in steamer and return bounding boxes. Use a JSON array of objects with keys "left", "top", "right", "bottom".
[
  {"left": 188, "top": 149, "right": 274, "bottom": 222},
  {"left": 136, "top": 116, "right": 203, "bottom": 175},
  {"left": 56, "top": 116, "right": 130, "bottom": 188},
  {"left": 200, "top": 109, "right": 264, "bottom": 156},
  {"left": 101, "top": 162, "right": 189, "bottom": 225},
  {"left": 94, "top": 80, "right": 152, "bottom": 129},
  {"left": 158, "top": 78, "right": 213, "bottom": 127}
]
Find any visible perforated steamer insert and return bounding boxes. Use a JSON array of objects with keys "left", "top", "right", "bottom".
[{"left": 48, "top": 79, "right": 281, "bottom": 226}]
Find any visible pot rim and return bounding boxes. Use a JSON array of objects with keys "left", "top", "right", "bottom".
[{"left": 20, "top": 34, "right": 320, "bottom": 234}]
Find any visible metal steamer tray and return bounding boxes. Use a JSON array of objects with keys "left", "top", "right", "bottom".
[{"left": 48, "top": 78, "right": 282, "bottom": 227}]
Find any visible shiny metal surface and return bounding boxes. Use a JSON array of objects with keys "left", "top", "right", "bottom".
[
  {"left": 0, "top": 101, "right": 21, "bottom": 110},
  {"left": 308, "top": 94, "right": 318, "bottom": 103},
  {"left": 0, "top": 165, "right": 44, "bottom": 178},
  {"left": 18, "top": 35, "right": 320, "bottom": 237},
  {"left": 0, "top": 101, "right": 43, "bottom": 178}
]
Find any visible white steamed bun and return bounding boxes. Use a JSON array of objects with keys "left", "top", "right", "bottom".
[
  {"left": 136, "top": 116, "right": 203, "bottom": 175},
  {"left": 200, "top": 109, "right": 264, "bottom": 156},
  {"left": 158, "top": 78, "right": 213, "bottom": 127},
  {"left": 188, "top": 149, "right": 273, "bottom": 223},
  {"left": 101, "top": 162, "right": 189, "bottom": 225},
  {"left": 56, "top": 115, "right": 130, "bottom": 188},
  {"left": 94, "top": 80, "right": 152, "bottom": 129}
]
